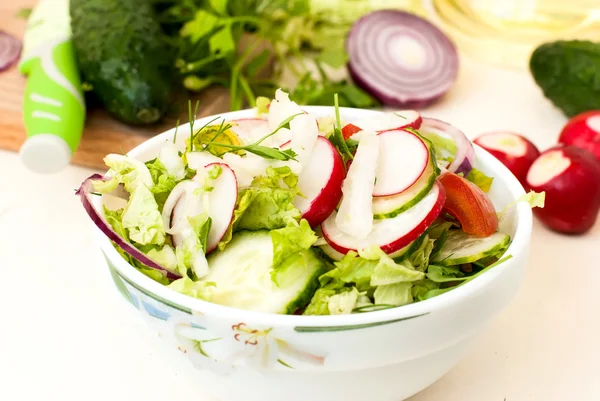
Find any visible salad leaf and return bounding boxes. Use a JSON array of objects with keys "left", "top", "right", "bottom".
[
  {"left": 370, "top": 254, "right": 425, "bottom": 286},
  {"left": 104, "top": 207, "right": 128, "bottom": 239},
  {"left": 256, "top": 96, "right": 270, "bottom": 115},
  {"left": 102, "top": 154, "right": 154, "bottom": 193},
  {"left": 326, "top": 251, "right": 375, "bottom": 292},
  {"left": 418, "top": 130, "right": 456, "bottom": 162},
  {"left": 146, "top": 158, "right": 180, "bottom": 209},
  {"left": 303, "top": 288, "right": 336, "bottom": 315},
  {"left": 498, "top": 191, "right": 546, "bottom": 220},
  {"left": 271, "top": 219, "right": 317, "bottom": 268},
  {"left": 426, "top": 264, "right": 466, "bottom": 283},
  {"left": 188, "top": 213, "right": 212, "bottom": 251},
  {"left": 176, "top": 236, "right": 210, "bottom": 278},
  {"left": 412, "top": 279, "right": 440, "bottom": 302},
  {"left": 405, "top": 235, "right": 435, "bottom": 272},
  {"left": 122, "top": 184, "right": 166, "bottom": 246},
  {"left": 147, "top": 245, "right": 178, "bottom": 272},
  {"left": 169, "top": 276, "right": 215, "bottom": 301},
  {"left": 158, "top": 143, "right": 187, "bottom": 180},
  {"left": 373, "top": 282, "right": 413, "bottom": 307},
  {"left": 466, "top": 168, "right": 494, "bottom": 193},
  {"left": 328, "top": 286, "right": 359, "bottom": 315}
]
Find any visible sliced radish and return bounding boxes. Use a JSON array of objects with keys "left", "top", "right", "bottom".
[
  {"left": 202, "top": 163, "right": 238, "bottom": 252},
  {"left": 165, "top": 164, "right": 238, "bottom": 253},
  {"left": 323, "top": 181, "right": 445, "bottom": 255},
  {"left": 474, "top": 132, "right": 540, "bottom": 186},
  {"left": 373, "top": 129, "right": 429, "bottom": 197},
  {"left": 294, "top": 137, "right": 345, "bottom": 227},
  {"left": 335, "top": 130, "right": 379, "bottom": 239},
  {"left": 186, "top": 151, "right": 223, "bottom": 171},
  {"left": 267, "top": 89, "right": 304, "bottom": 131},
  {"left": 526, "top": 145, "right": 600, "bottom": 234},
  {"left": 289, "top": 114, "right": 319, "bottom": 171},
  {"left": 373, "top": 161, "right": 437, "bottom": 219},
  {"left": 350, "top": 111, "right": 422, "bottom": 135},
  {"left": 319, "top": 243, "right": 346, "bottom": 261},
  {"left": 229, "top": 118, "right": 274, "bottom": 146}
]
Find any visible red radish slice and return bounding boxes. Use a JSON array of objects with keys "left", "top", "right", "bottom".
[
  {"left": 336, "top": 130, "right": 379, "bottom": 238},
  {"left": 346, "top": 11, "right": 458, "bottom": 108},
  {"left": 474, "top": 132, "right": 540, "bottom": 186},
  {"left": 558, "top": 111, "right": 600, "bottom": 162},
  {"left": 202, "top": 163, "right": 238, "bottom": 252},
  {"left": 0, "top": 31, "right": 21, "bottom": 72},
  {"left": 373, "top": 129, "right": 429, "bottom": 197},
  {"left": 526, "top": 145, "right": 600, "bottom": 234},
  {"left": 323, "top": 181, "right": 445, "bottom": 255},
  {"left": 421, "top": 117, "right": 474, "bottom": 176},
  {"left": 294, "top": 136, "right": 345, "bottom": 227},
  {"left": 77, "top": 174, "right": 181, "bottom": 280},
  {"left": 166, "top": 164, "right": 238, "bottom": 253},
  {"left": 350, "top": 111, "right": 422, "bottom": 136}
]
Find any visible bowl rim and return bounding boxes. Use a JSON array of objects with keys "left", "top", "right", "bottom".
[{"left": 94, "top": 106, "right": 532, "bottom": 328}]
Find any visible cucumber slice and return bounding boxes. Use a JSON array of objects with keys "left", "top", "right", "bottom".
[
  {"left": 373, "top": 161, "right": 438, "bottom": 219},
  {"left": 205, "top": 231, "right": 325, "bottom": 314},
  {"left": 432, "top": 230, "right": 510, "bottom": 266}
]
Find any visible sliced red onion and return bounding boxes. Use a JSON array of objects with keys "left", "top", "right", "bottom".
[
  {"left": 0, "top": 31, "right": 22, "bottom": 72},
  {"left": 421, "top": 117, "right": 475, "bottom": 176},
  {"left": 346, "top": 10, "right": 458, "bottom": 108},
  {"left": 77, "top": 174, "right": 181, "bottom": 280}
]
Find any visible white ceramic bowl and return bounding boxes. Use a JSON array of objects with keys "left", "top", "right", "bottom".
[{"left": 94, "top": 107, "right": 532, "bottom": 401}]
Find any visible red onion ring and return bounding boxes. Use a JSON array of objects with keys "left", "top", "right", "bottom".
[
  {"left": 346, "top": 10, "right": 458, "bottom": 108},
  {"left": 77, "top": 174, "right": 181, "bottom": 280},
  {"left": 421, "top": 117, "right": 475, "bottom": 176},
  {"left": 0, "top": 31, "right": 22, "bottom": 72}
]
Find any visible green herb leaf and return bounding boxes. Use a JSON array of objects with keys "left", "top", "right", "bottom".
[
  {"left": 209, "top": 25, "right": 235, "bottom": 56},
  {"left": 180, "top": 10, "right": 221, "bottom": 43}
]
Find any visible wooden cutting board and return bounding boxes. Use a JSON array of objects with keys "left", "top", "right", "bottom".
[{"left": 0, "top": 0, "right": 230, "bottom": 170}]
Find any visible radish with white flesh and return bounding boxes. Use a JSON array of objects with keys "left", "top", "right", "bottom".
[
  {"left": 373, "top": 129, "right": 430, "bottom": 197},
  {"left": 474, "top": 132, "right": 540, "bottom": 186},
  {"left": 165, "top": 164, "right": 238, "bottom": 252},
  {"left": 293, "top": 136, "right": 345, "bottom": 227},
  {"left": 289, "top": 114, "right": 319, "bottom": 171},
  {"left": 323, "top": 181, "right": 446, "bottom": 255},
  {"left": 268, "top": 89, "right": 303, "bottom": 131},
  {"left": 526, "top": 145, "right": 600, "bottom": 234},
  {"left": 373, "top": 159, "right": 438, "bottom": 219},
  {"left": 347, "top": 111, "right": 422, "bottom": 138},
  {"left": 229, "top": 118, "right": 270, "bottom": 144},
  {"left": 335, "top": 130, "right": 379, "bottom": 239},
  {"left": 346, "top": 10, "right": 458, "bottom": 108},
  {"left": 186, "top": 151, "right": 223, "bottom": 171},
  {"left": 559, "top": 111, "right": 600, "bottom": 162}
]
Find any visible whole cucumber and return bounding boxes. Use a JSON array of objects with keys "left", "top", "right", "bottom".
[{"left": 70, "top": 0, "right": 173, "bottom": 125}]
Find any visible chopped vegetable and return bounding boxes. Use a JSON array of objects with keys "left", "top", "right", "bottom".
[
  {"left": 558, "top": 111, "right": 600, "bottom": 162},
  {"left": 0, "top": 31, "right": 21, "bottom": 72}
]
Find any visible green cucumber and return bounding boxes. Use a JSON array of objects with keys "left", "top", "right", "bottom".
[
  {"left": 373, "top": 162, "right": 438, "bottom": 220},
  {"left": 205, "top": 231, "right": 325, "bottom": 314},
  {"left": 432, "top": 230, "right": 510, "bottom": 266}
]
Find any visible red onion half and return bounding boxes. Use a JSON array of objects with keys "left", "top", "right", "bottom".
[
  {"left": 346, "top": 10, "right": 458, "bottom": 108},
  {"left": 0, "top": 31, "right": 22, "bottom": 72},
  {"left": 77, "top": 174, "right": 181, "bottom": 280},
  {"left": 421, "top": 117, "right": 475, "bottom": 176}
]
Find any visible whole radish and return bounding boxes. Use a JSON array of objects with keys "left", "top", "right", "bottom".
[
  {"left": 526, "top": 145, "right": 600, "bottom": 234},
  {"left": 474, "top": 132, "right": 540, "bottom": 187},
  {"left": 559, "top": 111, "right": 600, "bottom": 162}
]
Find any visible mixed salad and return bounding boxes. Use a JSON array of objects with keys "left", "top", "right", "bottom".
[{"left": 78, "top": 90, "right": 543, "bottom": 315}]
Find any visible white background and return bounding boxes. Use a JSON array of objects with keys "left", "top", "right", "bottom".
[{"left": 1, "top": 58, "right": 599, "bottom": 400}]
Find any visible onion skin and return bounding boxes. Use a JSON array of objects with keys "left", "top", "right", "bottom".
[
  {"left": 346, "top": 10, "right": 458, "bottom": 108},
  {"left": 526, "top": 146, "right": 600, "bottom": 234},
  {"left": 421, "top": 117, "right": 475, "bottom": 176},
  {"left": 0, "top": 31, "right": 22, "bottom": 72},
  {"left": 77, "top": 174, "right": 181, "bottom": 280}
]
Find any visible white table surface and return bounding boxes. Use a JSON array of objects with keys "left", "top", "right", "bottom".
[{"left": 2, "top": 58, "right": 599, "bottom": 401}]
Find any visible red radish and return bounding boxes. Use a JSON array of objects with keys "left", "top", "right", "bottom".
[
  {"left": 439, "top": 172, "right": 498, "bottom": 237},
  {"left": 526, "top": 145, "right": 600, "bottom": 234},
  {"left": 322, "top": 182, "right": 445, "bottom": 255},
  {"left": 166, "top": 163, "right": 238, "bottom": 253},
  {"left": 347, "top": 111, "right": 422, "bottom": 138},
  {"left": 373, "top": 129, "right": 430, "bottom": 197},
  {"left": 294, "top": 137, "right": 346, "bottom": 227},
  {"left": 558, "top": 111, "right": 600, "bottom": 162},
  {"left": 346, "top": 11, "right": 458, "bottom": 108},
  {"left": 474, "top": 132, "right": 540, "bottom": 186}
]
